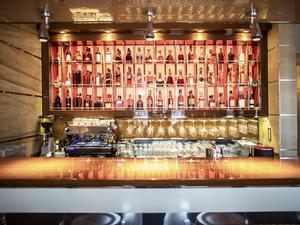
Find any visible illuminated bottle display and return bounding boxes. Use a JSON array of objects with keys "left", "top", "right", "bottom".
[{"left": 50, "top": 40, "right": 260, "bottom": 112}]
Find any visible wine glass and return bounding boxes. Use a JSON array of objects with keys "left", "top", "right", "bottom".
[
  {"left": 157, "top": 120, "right": 165, "bottom": 137},
  {"left": 126, "top": 119, "right": 135, "bottom": 137},
  {"left": 168, "top": 119, "right": 176, "bottom": 137},
  {"left": 198, "top": 120, "right": 208, "bottom": 138},
  {"left": 146, "top": 120, "right": 154, "bottom": 137},
  {"left": 178, "top": 120, "right": 187, "bottom": 137},
  {"left": 208, "top": 119, "right": 220, "bottom": 137},
  {"left": 228, "top": 119, "right": 239, "bottom": 137},
  {"left": 219, "top": 119, "right": 227, "bottom": 137},
  {"left": 188, "top": 120, "right": 197, "bottom": 137},
  {"left": 136, "top": 120, "right": 144, "bottom": 137}
]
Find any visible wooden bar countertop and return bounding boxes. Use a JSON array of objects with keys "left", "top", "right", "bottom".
[{"left": 0, "top": 157, "right": 299, "bottom": 187}]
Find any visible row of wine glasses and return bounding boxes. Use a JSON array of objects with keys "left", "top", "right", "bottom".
[{"left": 124, "top": 119, "right": 257, "bottom": 138}]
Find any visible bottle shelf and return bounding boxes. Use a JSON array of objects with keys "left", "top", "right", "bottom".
[{"left": 50, "top": 39, "right": 261, "bottom": 113}]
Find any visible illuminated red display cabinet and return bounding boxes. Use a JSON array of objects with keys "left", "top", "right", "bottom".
[{"left": 49, "top": 40, "right": 261, "bottom": 111}]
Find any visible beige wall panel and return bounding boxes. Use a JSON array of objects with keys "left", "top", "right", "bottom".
[
  {"left": 278, "top": 24, "right": 296, "bottom": 47},
  {"left": 259, "top": 116, "right": 280, "bottom": 153},
  {"left": 0, "top": 24, "right": 41, "bottom": 58},
  {"left": 279, "top": 46, "right": 296, "bottom": 79},
  {"left": 268, "top": 81, "right": 279, "bottom": 115},
  {"left": 279, "top": 81, "right": 297, "bottom": 114},
  {"left": 280, "top": 115, "right": 297, "bottom": 150},
  {"left": 268, "top": 47, "right": 279, "bottom": 83},
  {"left": 0, "top": 42, "right": 41, "bottom": 95}
]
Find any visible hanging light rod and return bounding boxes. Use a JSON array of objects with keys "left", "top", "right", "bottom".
[
  {"left": 145, "top": 8, "right": 156, "bottom": 41},
  {"left": 246, "top": 3, "right": 262, "bottom": 42},
  {"left": 38, "top": 4, "right": 52, "bottom": 42}
]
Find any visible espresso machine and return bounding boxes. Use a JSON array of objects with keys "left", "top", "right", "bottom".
[{"left": 39, "top": 115, "right": 55, "bottom": 156}]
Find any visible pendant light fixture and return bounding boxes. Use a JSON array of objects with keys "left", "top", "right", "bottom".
[
  {"left": 38, "top": 4, "right": 52, "bottom": 42},
  {"left": 248, "top": 3, "right": 262, "bottom": 42},
  {"left": 145, "top": 8, "right": 155, "bottom": 41}
]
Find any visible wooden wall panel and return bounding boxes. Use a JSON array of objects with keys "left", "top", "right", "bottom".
[
  {"left": 0, "top": 42, "right": 41, "bottom": 95},
  {"left": 0, "top": 24, "right": 41, "bottom": 156},
  {"left": 0, "top": 24, "right": 41, "bottom": 58}
]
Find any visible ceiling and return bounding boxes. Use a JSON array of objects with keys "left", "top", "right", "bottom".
[{"left": 0, "top": 0, "right": 299, "bottom": 24}]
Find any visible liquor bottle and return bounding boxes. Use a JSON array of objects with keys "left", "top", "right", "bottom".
[
  {"left": 187, "top": 90, "right": 195, "bottom": 108},
  {"left": 166, "top": 68, "right": 174, "bottom": 85},
  {"left": 127, "top": 94, "right": 134, "bottom": 110},
  {"left": 188, "top": 45, "right": 194, "bottom": 62},
  {"left": 84, "top": 95, "right": 92, "bottom": 109},
  {"left": 218, "top": 93, "right": 226, "bottom": 108},
  {"left": 136, "top": 47, "right": 143, "bottom": 63},
  {"left": 198, "top": 67, "right": 204, "bottom": 84},
  {"left": 207, "top": 72, "right": 214, "bottom": 85},
  {"left": 94, "top": 96, "right": 104, "bottom": 109},
  {"left": 238, "top": 92, "right": 245, "bottom": 108},
  {"left": 227, "top": 66, "right": 236, "bottom": 84},
  {"left": 157, "top": 50, "right": 164, "bottom": 62},
  {"left": 249, "top": 91, "right": 255, "bottom": 108},
  {"left": 177, "top": 70, "right": 185, "bottom": 86},
  {"left": 239, "top": 49, "right": 245, "bottom": 62},
  {"left": 229, "top": 91, "right": 235, "bottom": 108},
  {"left": 145, "top": 49, "right": 152, "bottom": 63},
  {"left": 146, "top": 70, "right": 154, "bottom": 84},
  {"left": 166, "top": 50, "right": 174, "bottom": 63},
  {"left": 84, "top": 47, "right": 92, "bottom": 62},
  {"left": 207, "top": 49, "right": 215, "bottom": 63},
  {"left": 96, "top": 72, "right": 102, "bottom": 86},
  {"left": 157, "top": 90, "right": 164, "bottom": 109},
  {"left": 115, "top": 48, "right": 122, "bottom": 63},
  {"left": 85, "top": 70, "right": 91, "bottom": 84},
  {"left": 105, "top": 68, "right": 112, "bottom": 86},
  {"left": 178, "top": 46, "right": 184, "bottom": 63},
  {"left": 197, "top": 97, "right": 205, "bottom": 109},
  {"left": 75, "top": 92, "right": 82, "bottom": 107},
  {"left": 218, "top": 48, "right": 224, "bottom": 63},
  {"left": 127, "top": 66, "right": 133, "bottom": 85},
  {"left": 75, "top": 50, "right": 82, "bottom": 62},
  {"left": 126, "top": 48, "right": 133, "bottom": 62},
  {"left": 228, "top": 47, "right": 235, "bottom": 62},
  {"left": 156, "top": 73, "right": 164, "bottom": 86},
  {"left": 147, "top": 90, "right": 153, "bottom": 110},
  {"left": 115, "top": 66, "right": 122, "bottom": 86},
  {"left": 115, "top": 95, "right": 124, "bottom": 110},
  {"left": 239, "top": 69, "right": 245, "bottom": 84},
  {"left": 54, "top": 52, "right": 61, "bottom": 64},
  {"left": 54, "top": 91, "right": 62, "bottom": 108},
  {"left": 198, "top": 47, "right": 205, "bottom": 62},
  {"left": 187, "top": 72, "right": 194, "bottom": 85},
  {"left": 168, "top": 91, "right": 174, "bottom": 110},
  {"left": 208, "top": 95, "right": 216, "bottom": 108},
  {"left": 96, "top": 47, "right": 101, "bottom": 63},
  {"left": 178, "top": 89, "right": 184, "bottom": 109},
  {"left": 66, "top": 49, "right": 72, "bottom": 63},
  {"left": 65, "top": 90, "right": 71, "bottom": 109},
  {"left": 105, "top": 94, "right": 113, "bottom": 109},
  {"left": 106, "top": 47, "right": 111, "bottom": 63},
  {"left": 136, "top": 67, "right": 142, "bottom": 85},
  {"left": 75, "top": 70, "right": 81, "bottom": 85},
  {"left": 65, "top": 72, "right": 72, "bottom": 86},
  {"left": 248, "top": 46, "right": 253, "bottom": 61},
  {"left": 136, "top": 95, "right": 143, "bottom": 110}
]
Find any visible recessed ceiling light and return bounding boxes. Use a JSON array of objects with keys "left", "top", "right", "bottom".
[
  {"left": 197, "top": 29, "right": 204, "bottom": 33},
  {"left": 242, "top": 29, "right": 250, "bottom": 33},
  {"left": 60, "top": 30, "right": 66, "bottom": 34},
  {"left": 105, "top": 30, "right": 112, "bottom": 33}
]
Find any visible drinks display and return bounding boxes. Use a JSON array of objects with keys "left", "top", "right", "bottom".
[{"left": 50, "top": 40, "right": 260, "bottom": 111}]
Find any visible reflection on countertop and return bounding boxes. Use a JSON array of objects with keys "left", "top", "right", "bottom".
[{"left": 0, "top": 157, "right": 299, "bottom": 187}]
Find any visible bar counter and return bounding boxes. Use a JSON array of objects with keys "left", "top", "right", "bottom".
[{"left": 0, "top": 157, "right": 300, "bottom": 187}]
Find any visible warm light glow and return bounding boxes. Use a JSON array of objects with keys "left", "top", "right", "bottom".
[
  {"left": 105, "top": 33, "right": 113, "bottom": 41},
  {"left": 60, "top": 30, "right": 66, "bottom": 34},
  {"left": 105, "top": 30, "right": 112, "bottom": 33}
]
